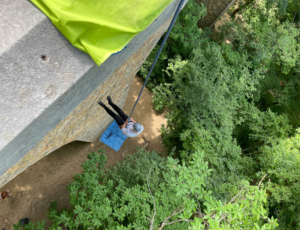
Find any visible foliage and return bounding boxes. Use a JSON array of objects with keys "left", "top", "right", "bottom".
[
  {"left": 218, "top": 0, "right": 300, "bottom": 127},
  {"left": 231, "top": 0, "right": 300, "bottom": 23},
  {"left": 145, "top": 0, "right": 299, "bottom": 228},
  {"left": 258, "top": 129, "right": 300, "bottom": 229},
  {"left": 217, "top": 5, "right": 300, "bottom": 227},
  {"left": 138, "top": 0, "right": 206, "bottom": 90},
  {"left": 152, "top": 32, "right": 265, "bottom": 200},
  {"left": 247, "top": 109, "right": 292, "bottom": 143},
  {"left": 234, "top": 105, "right": 293, "bottom": 152},
  {"left": 106, "top": 148, "right": 167, "bottom": 192},
  {"left": 45, "top": 149, "right": 277, "bottom": 229},
  {"left": 13, "top": 221, "right": 45, "bottom": 230}
]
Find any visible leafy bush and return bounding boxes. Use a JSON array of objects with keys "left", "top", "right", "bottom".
[
  {"left": 258, "top": 130, "right": 300, "bottom": 229},
  {"left": 46, "top": 149, "right": 277, "bottom": 229},
  {"left": 138, "top": 0, "right": 206, "bottom": 90},
  {"left": 144, "top": 0, "right": 299, "bottom": 228},
  {"left": 106, "top": 148, "right": 167, "bottom": 192},
  {"left": 232, "top": 0, "right": 300, "bottom": 23},
  {"left": 13, "top": 221, "right": 44, "bottom": 230},
  {"left": 218, "top": 0, "right": 300, "bottom": 126},
  {"left": 234, "top": 105, "right": 293, "bottom": 152},
  {"left": 152, "top": 31, "right": 265, "bottom": 199}
]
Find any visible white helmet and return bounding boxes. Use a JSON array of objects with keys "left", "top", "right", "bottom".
[{"left": 133, "top": 123, "right": 142, "bottom": 132}]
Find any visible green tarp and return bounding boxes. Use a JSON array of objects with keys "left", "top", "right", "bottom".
[{"left": 30, "top": 0, "right": 173, "bottom": 65}]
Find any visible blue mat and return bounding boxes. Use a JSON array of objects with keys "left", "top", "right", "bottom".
[{"left": 100, "top": 121, "right": 127, "bottom": 151}]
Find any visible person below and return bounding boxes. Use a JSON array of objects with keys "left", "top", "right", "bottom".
[{"left": 98, "top": 96, "right": 143, "bottom": 137}]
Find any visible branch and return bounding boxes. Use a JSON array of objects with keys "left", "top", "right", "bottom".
[
  {"left": 193, "top": 211, "right": 209, "bottom": 227},
  {"left": 241, "top": 147, "right": 252, "bottom": 152},
  {"left": 260, "top": 215, "right": 271, "bottom": 223},
  {"left": 218, "top": 213, "right": 229, "bottom": 223},
  {"left": 143, "top": 215, "right": 151, "bottom": 221},
  {"left": 293, "top": 10, "right": 299, "bottom": 23},
  {"left": 158, "top": 207, "right": 185, "bottom": 230},
  {"left": 196, "top": 194, "right": 202, "bottom": 217},
  {"left": 227, "top": 186, "right": 245, "bottom": 204},
  {"left": 161, "top": 218, "right": 194, "bottom": 227},
  {"left": 147, "top": 169, "right": 156, "bottom": 230},
  {"left": 243, "top": 151, "right": 260, "bottom": 156},
  {"left": 258, "top": 174, "right": 268, "bottom": 189}
]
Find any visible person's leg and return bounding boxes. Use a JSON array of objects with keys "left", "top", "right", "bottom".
[
  {"left": 98, "top": 102, "right": 124, "bottom": 126},
  {"left": 107, "top": 96, "right": 129, "bottom": 121}
]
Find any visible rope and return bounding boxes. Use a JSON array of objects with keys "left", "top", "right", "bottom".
[{"left": 128, "top": 0, "right": 186, "bottom": 121}]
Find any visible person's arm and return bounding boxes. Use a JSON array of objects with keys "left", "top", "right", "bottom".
[
  {"left": 130, "top": 118, "right": 136, "bottom": 123},
  {"left": 121, "top": 120, "right": 128, "bottom": 129}
]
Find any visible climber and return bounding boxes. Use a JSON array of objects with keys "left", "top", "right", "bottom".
[{"left": 98, "top": 96, "right": 143, "bottom": 137}]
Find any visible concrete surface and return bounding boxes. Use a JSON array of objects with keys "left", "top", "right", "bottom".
[{"left": 0, "top": 0, "right": 187, "bottom": 187}]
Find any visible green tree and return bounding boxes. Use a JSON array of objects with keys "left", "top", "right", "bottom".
[
  {"left": 258, "top": 130, "right": 300, "bottom": 229},
  {"left": 139, "top": 0, "right": 206, "bottom": 90},
  {"left": 218, "top": 0, "right": 300, "bottom": 127},
  {"left": 148, "top": 0, "right": 299, "bottom": 228},
  {"left": 152, "top": 33, "right": 264, "bottom": 199},
  {"left": 46, "top": 149, "right": 277, "bottom": 229},
  {"left": 234, "top": 104, "right": 293, "bottom": 153},
  {"left": 230, "top": 0, "right": 300, "bottom": 24}
]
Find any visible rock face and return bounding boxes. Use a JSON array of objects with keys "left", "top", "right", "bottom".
[
  {"left": 195, "top": 0, "right": 235, "bottom": 28},
  {"left": 0, "top": 0, "right": 186, "bottom": 188}
]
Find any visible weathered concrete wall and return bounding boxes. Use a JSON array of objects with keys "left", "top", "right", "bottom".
[
  {"left": 0, "top": 0, "right": 186, "bottom": 188},
  {"left": 195, "top": 0, "right": 235, "bottom": 28}
]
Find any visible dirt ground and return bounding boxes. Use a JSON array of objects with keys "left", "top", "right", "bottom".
[{"left": 0, "top": 76, "right": 167, "bottom": 229}]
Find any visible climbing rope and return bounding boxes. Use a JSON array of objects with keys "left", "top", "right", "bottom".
[{"left": 128, "top": 0, "right": 186, "bottom": 121}]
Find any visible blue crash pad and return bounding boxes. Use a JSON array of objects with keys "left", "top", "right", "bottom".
[{"left": 100, "top": 121, "right": 127, "bottom": 151}]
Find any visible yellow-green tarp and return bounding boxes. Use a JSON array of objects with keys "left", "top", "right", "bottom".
[{"left": 30, "top": 0, "right": 173, "bottom": 65}]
